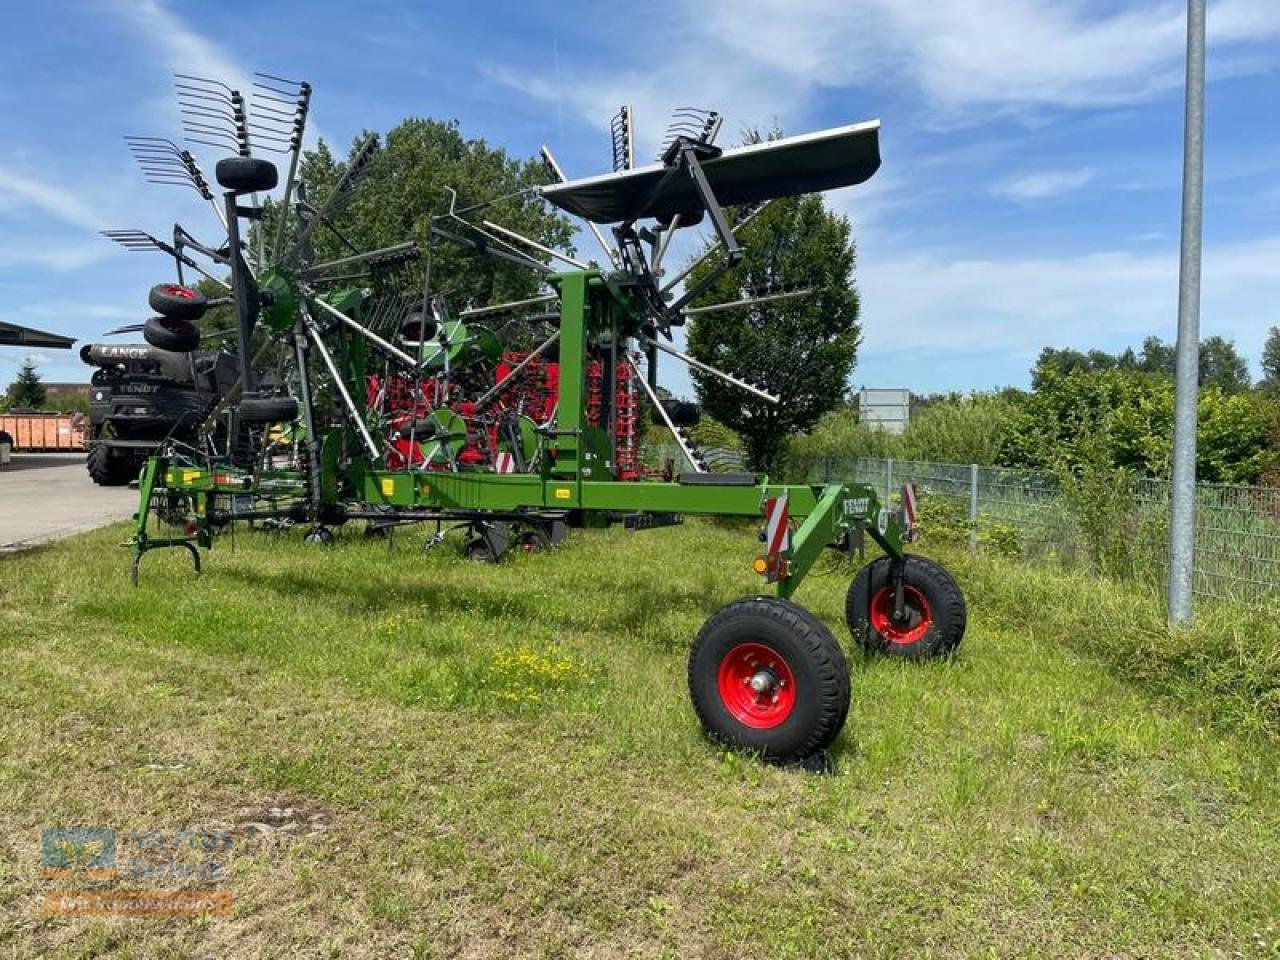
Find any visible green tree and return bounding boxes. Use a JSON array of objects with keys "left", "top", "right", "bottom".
[
  {"left": 1260, "top": 326, "right": 1280, "bottom": 393},
  {"left": 1197, "top": 335, "right": 1250, "bottom": 393},
  {"left": 268, "top": 119, "right": 573, "bottom": 309},
  {"left": 1139, "top": 335, "right": 1176, "bottom": 375},
  {"left": 1032, "top": 347, "right": 1090, "bottom": 388},
  {"left": 8, "top": 359, "right": 46, "bottom": 408},
  {"left": 684, "top": 189, "right": 861, "bottom": 475}
]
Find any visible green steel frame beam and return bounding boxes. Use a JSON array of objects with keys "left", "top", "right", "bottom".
[{"left": 128, "top": 264, "right": 911, "bottom": 598}]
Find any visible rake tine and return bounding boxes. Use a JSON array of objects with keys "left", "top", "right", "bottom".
[{"left": 175, "top": 74, "right": 236, "bottom": 97}]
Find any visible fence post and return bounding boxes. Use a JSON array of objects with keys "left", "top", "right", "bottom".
[
  {"left": 968, "top": 463, "right": 979, "bottom": 551},
  {"left": 886, "top": 458, "right": 894, "bottom": 500}
]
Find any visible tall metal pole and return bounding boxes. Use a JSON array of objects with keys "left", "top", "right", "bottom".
[{"left": 1168, "top": 0, "right": 1206, "bottom": 625}]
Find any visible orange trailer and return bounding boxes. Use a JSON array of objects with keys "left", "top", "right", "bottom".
[{"left": 0, "top": 413, "right": 87, "bottom": 452}]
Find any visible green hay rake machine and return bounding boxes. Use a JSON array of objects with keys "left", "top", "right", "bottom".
[{"left": 108, "top": 78, "right": 966, "bottom": 765}]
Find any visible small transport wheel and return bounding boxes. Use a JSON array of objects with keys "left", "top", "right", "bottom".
[
  {"left": 144, "top": 315, "right": 200, "bottom": 353},
  {"left": 846, "top": 554, "right": 966, "bottom": 658},
  {"left": 148, "top": 283, "right": 207, "bottom": 321},
  {"left": 514, "top": 528, "right": 548, "bottom": 553},
  {"left": 238, "top": 395, "right": 299, "bottom": 425},
  {"left": 303, "top": 526, "right": 333, "bottom": 545},
  {"left": 215, "top": 155, "right": 279, "bottom": 194},
  {"left": 464, "top": 538, "right": 496, "bottom": 562},
  {"left": 688, "top": 597, "right": 850, "bottom": 762}
]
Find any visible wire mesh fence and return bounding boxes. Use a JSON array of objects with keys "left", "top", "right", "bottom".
[
  {"left": 645, "top": 443, "right": 1280, "bottom": 609},
  {"left": 813, "top": 456, "right": 1280, "bottom": 609}
]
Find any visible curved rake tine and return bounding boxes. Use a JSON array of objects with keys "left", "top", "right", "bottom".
[
  {"left": 175, "top": 74, "right": 236, "bottom": 97},
  {"left": 176, "top": 89, "right": 237, "bottom": 112}
]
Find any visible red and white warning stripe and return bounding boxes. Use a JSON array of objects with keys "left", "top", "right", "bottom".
[
  {"left": 901, "top": 483, "right": 918, "bottom": 527},
  {"left": 494, "top": 451, "right": 516, "bottom": 474},
  {"left": 764, "top": 492, "right": 791, "bottom": 555}
]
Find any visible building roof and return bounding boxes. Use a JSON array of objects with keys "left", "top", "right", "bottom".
[{"left": 0, "top": 320, "right": 76, "bottom": 349}]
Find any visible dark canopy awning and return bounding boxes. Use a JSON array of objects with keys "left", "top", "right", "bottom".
[
  {"left": 541, "top": 120, "right": 881, "bottom": 224},
  {"left": 0, "top": 320, "right": 76, "bottom": 349}
]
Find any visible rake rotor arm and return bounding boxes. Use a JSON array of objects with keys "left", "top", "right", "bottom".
[
  {"left": 481, "top": 219, "right": 587, "bottom": 270},
  {"left": 429, "top": 223, "right": 554, "bottom": 276},
  {"left": 298, "top": 241, "right": 419, "bottom": 279},
  {"left": 307, "top": 293, "right": 418, "bottom": 368},
  {"left": 662, "top": 144, "right": 744, "bottom": 316},
  {"left": 293, "top": 134, "right": 379, "bottom": 255},
  {"left": 473, "top": 330, "right": 562, "bottom": 408},
  {"left": 459, "top": 293, "right": 558, "bottom": 319},
  {"left": 640, "top": 335, "right": 780, "bottom": 404},
  {"left": 265, "top": 76, "right": 312, "bottom": 263},
  {"left": 683, "top": 286, "right": 813, "bottom": 316},
  {"left": 300, "top": 303, "right": 381, "bottom": 459},
  {"left": 628, "top": 355, "right": 706, "bottom": 473},
  {"left": 540, "top": 145, "right": 620, "bottom": 268},
  {"left": 660, "top": 200, "right": 770, "bottom": 296}
]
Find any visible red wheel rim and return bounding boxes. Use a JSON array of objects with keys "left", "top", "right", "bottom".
[
  {"left": 160, "top": 284, "right": 197, "bottom": 299},
  {"left": 716, "top": 642, "right": 796, "bottom": 729},
  {"left": 869, "top": 585, "right": 933, "bottom": 645}
]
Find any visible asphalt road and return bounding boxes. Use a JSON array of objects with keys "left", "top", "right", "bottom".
[{"left": 0, "top": 453, "right": 138, "bottom": 552}]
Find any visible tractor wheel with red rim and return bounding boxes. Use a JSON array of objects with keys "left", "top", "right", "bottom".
[
  {"left": 846, "top": 554, "right": 966, "bottom": 658},
  {"left": 688, "top": 597, "right": 850, "bottom": 761},
  {"left": 148, "top": 283, "right": 208, "bottom": 321}
]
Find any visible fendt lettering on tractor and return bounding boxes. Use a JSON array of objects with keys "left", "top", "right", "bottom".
[{"left": 102, "top": 75, "right": 967, "bottom": 766}]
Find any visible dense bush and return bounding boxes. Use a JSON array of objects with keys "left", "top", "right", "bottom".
[
  {"left": 788, "top": 392, "right": 1018, "bottom": 478},
  {"left": 999, "top": 369, "right": 1280, "bottom": 484}
]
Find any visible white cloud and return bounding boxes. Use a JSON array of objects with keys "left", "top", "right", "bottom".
[
  {"left": 497, "top": 0, "right": 1280, "bottom": 139},
  {"left": 0, "top": 166, "right": 104, "bottom": 230},
  {"left": 704, "top": 0, "right": 1280, "bottom": 115},
  {"left": 857, "top": 236, "right": 1280, "bottom": 371},
  {"left": 0, "top": 238, "right": 111, "bottom": 272},
  {"left": 104, "top": 0, "right": 249, "bottom": 92},
  {"left": 992, "top": 167, "right": 1096, "bottom": 202}
]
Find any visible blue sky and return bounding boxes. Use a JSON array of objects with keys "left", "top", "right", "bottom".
[{"left": 1, "top": 0, "right": 1278, "bottom": 398}]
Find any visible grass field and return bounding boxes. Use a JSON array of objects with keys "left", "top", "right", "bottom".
[{"left": 1, "top": 519, "right": 1277, "bottom": 958}]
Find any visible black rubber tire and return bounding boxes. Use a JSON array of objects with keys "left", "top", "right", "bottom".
[
  {"left": 689, "top": 597, "right": 850, "bottom": 761},
  {"left": 846, "top": 554, "right": 966, "bottom": 659},
  {"left": 238, "top": 395, "right": 299, "bottom": 424},
  {"left": 399, "top": 313, "right": 438, "bottom": 344},
  {"left": 303, "top": 526, "right": 333, "bottom": 545},
  {"left": 143, "top": 315, "right": 199, "bottom": 353},
  {"left": 215, "top": 155, "right": 278, "bottom": 194},
  {"left": 464, "top": 538, "right": 496, "bottom": 562},
  {"left": 148, "top": 283, "right": 207, "bottom": 321},
  {"left": 86, "top": 444, "right": 137, "bottom": 486},
  {"left": 514, "top": 529, "right": 548, "bottom": 553}
]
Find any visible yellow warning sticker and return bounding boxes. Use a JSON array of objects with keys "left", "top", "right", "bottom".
[
  {"left": 183, "top": 470, "right": 199, "bottom": 484},
  {"left": 553, "top": 487, "right": 572, "bottom": 500},
  {"left": 381, "top": 477, "right": 395, "bottom": 497}
]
